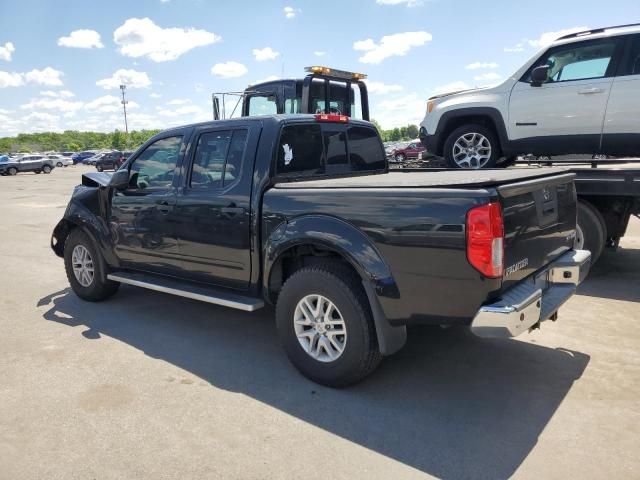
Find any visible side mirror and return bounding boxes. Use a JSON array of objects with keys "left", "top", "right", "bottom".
[
  {"left": 109, "top": 169, "right": 130, "bottom": 190},
  {"left": 530, "top": 65, "right": 549, "bottom": 87},
  {"left": 213, "top": 95, "right": 220, "bottom": 120}
]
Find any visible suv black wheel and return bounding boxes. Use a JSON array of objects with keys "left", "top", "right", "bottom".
[
  {"left": 576, "top": 200, "right": 607, "bottom": 263},
  {"left": 443, "top": 124, "right": 499, "bottom": 169},
  {"left": 275, "top": 263, "right": 382, "bottom": 387},
  {"left": 64, "top": 229, "right": 120, "bottom": 301}
]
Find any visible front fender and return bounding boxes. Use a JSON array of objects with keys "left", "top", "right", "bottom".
[{"left": 264, "top": 215, "right": 398, "bottom": 298}]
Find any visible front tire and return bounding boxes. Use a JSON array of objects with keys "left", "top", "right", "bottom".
[
  {"left": 8, "top": 167, "right": 17, "bottom": 176},
  {"left": 276, "top": 263, "right": 382, "bottom": 387},
  {"left": 64, "top": 229, "right": 120, "bottom": 301},
  {"left": 443, "top": 124, "right": 499, "bottom": 169},
  {"left": 576, "top": 200, "right": 606, "bottom": 263},
  {"left": 96, "top": 166, "right": 103, "bottom": 172},
  {"left": 42, "top": 165, "right": 52, "bottom": 174},
  {"left": 395, "top": 153, "right": 405, "bottom": 162}
]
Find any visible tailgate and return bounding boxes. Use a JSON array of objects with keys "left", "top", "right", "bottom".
[{"left": 498, "top": 173, "right": 577, "bottom": 289}]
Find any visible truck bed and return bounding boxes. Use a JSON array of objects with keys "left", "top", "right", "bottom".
[{"left": 275, "top": 167, "right": 572, "bottom": 189}]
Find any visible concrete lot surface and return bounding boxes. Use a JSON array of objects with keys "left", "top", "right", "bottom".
[{"left": 1, "top": 166, "right": 639, "bottom": 479}]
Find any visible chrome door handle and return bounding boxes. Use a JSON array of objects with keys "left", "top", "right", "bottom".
[{"left": 578, "top": 88, "right": 604, "bottom": 95}]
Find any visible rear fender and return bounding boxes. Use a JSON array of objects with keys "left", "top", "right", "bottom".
[{"left": 264, "top": 215, "right": 406, "bottom": 355}]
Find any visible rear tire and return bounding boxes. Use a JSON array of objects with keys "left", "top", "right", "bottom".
[
  {"left": 276, "top": 263, "right": 382, "bottom": 387},
  {"left": 64, "top": 229, "right": 120, "bottom": 302},
  {"left": 56, "top": 162, "right": 63, "bottom": 167},
  {"left": 34, "top": 170, "right": 41, "bottom": 174},
  {"left": 576, "top": 200, "right": 606, "bottom": 264},
  {"left": 96, "top": 166, "right": 103, "bottom": 172},
  {"left": 444, "top": 124, "right": 499, "bottom": 169}
]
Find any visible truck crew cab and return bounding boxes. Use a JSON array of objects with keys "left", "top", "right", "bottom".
[{"left": 51, "top": 114, "right": 590, "bottom": 387}]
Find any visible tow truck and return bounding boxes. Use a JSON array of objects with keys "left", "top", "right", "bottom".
[
  {"left": 211, "top": 65, "right": 638, "bottom": 265},
  {"left": 212, "top": 66, "right": 370, "bottom": 121}
]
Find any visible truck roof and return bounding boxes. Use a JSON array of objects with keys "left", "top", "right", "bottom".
[
  {"left": 551, "top": 23, "right": 640, "bottom": 47},
  {"left": 161, "top": 114, "right": 375, "bottom": 134}
]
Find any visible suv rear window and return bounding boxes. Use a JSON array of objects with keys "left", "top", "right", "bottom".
[{"left": 276, "top": 123, "right": 385, "bottom": 177}]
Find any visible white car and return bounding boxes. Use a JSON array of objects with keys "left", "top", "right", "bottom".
[
  {"left": 420, "top": 24, "right": 640, "bottom": 168},
  {"left": 47, "top": 154, "right": 73, "bottom": 167}
]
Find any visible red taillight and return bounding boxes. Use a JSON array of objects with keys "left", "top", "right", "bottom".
[
  {"left": 315, "top": 114, "right": 349, "bottom": 123},
  {"left": 466, "top": 202, "right": 504, "bottom": 278}
]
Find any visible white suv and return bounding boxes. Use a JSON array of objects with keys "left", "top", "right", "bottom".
[{"left": 420, "top": 24, "right": 640, "bottom": 168}]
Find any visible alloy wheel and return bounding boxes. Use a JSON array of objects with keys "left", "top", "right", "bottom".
[
  {"left": 293, "top": 294, "right": 347, "bottom": 363},
  {"left": 452, "top": 132, "right": 492, "bottom": 168},
  {"left": 71, "top": 244, "right": 94, "bottom": 287}
]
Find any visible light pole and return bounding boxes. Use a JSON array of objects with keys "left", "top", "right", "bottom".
[{"left": 119, "top": 84, "right": 129, "bottom": 148}]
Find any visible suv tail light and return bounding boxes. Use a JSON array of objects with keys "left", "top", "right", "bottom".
[
  {"left": 315, "top": 114, "right": 349, "bottom": 123},
  {"left": 466, "top": 202, "right": 504, "bottom": 278}
]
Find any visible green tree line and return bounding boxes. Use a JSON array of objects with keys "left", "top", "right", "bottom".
[
  {"left": 0, "top": 129, "right": 162, "bottom": 153},
  {"left": 370, "top": 120, "right": 419, "bottom": 143}
]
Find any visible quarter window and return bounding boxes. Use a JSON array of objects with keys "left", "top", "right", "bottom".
[
  {"left": 277, "top": 124, "right": 324, "bottom": 175},
  {"left": 348, "top": 126, "right": 386, "bottom": 171},
  {"left": 128, "top": 136, "right": 181, "bottom": 190}
]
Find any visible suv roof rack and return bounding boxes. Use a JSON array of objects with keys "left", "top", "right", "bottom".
[{"left": 557, "top": 23, "right": 640, "bottom": 41}]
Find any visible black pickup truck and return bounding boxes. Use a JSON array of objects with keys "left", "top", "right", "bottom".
[{"left": 51, "top": 114, "right": 590, "bottom": 386}]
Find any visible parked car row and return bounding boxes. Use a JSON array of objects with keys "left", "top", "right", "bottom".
[
  {"left": 383, "top": 140, "right": 427, "bottom": 163},
  {"left": 0, "top": 154, "right": 55, "bottom": 175}
]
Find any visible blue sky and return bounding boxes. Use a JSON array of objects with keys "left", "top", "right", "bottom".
[{"left": 0, "top": 0, "right": 638, "bottom": 136}]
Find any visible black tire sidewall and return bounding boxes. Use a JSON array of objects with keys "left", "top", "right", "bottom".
[
  {"left": 577, "top": 201, "right": 606, "bottom": 263},
  {"left": 276, "top": 267, "right": 375, "bottom": 386},
  {"left": 444, "top": 124, "right": 499, "bottom": 169}
]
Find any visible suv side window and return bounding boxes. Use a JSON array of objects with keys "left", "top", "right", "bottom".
[
  {"left": 622, "top": 35, "right": 640, "bottom": 76},
  {"left": 190, "top": 129, "right": 248, "bottom": 189},
  {"left": 525, "top": 38, "right": 620, "bottom": 83},
  {"left": 128, "top": 136, "right": 181, "bottom": 190}
]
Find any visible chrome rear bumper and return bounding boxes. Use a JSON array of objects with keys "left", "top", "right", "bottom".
[{"left": 471, "top": 249, "right": 591, "bottom": 338}]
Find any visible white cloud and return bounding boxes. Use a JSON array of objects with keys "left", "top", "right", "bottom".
[
  {"left": 211, "top": 61, "right": 248, "bottom": 78},
  {"left": 504, "top": 43, "right": 524, "bottom": 53},
  {"left": 96, "top": 69, "right": 151, "bottom": 89},
  {"left": 0, "top": 42, "right": 15, "bottom": 61},
  {"left": 432, "top": 81, "right": 471, "bottom": 95},
  {"left": 157, "top": 105, "right": 204, "bottom": 117},
  {"left": 372, "top": 93, "right": 423, "bottom": 130},
  {"left": 313, "top": 51, "right": 326, "bottom": 57},
  {"left": 25, "top": 67, "right": 64, "bottom": 86},
  {"left": 0, "top": 71, "right": 24, "bottom": 87},
  {"left": 376, "top": 0, "right": 423, "bottom": 6},
  {"left": 40, "top": 90, "right": 74, "bottom": 98},
  {"left": 284, "top": 6, "right": 299, "bottom": 19},
  {"left": 528, "top": 26, "right": 588, "bottom": 48},
  {"left": 473, "top": 72, "right": 501, "bottom": 81},
  {"left": 166, "top": 98, "right": 191, "bottom": 105},
  {"left": 114, "top": 17, "right": 221, "bottom": 62},
  {"left": 465, "top": 62, "right": 498, "bottom": 70},
  {"left": 364, "top": 80, "right": 403, "bottom": 95},
  {"left": 252, "top": 47, "right": 279, "bottom": 61},
  {"left": 354, "top": 31, "right": 432, "bottom": 64},
  {"left": 21, "top": 97, "right": 84, "bottom": 112},
  {"left": 85, "top": 95, "right": 139, "bottom": 113},
  {"left": 57, "top": 29, "right": 104, "bottom": 49},
  {"left": 150, "top": 92, "right": 162, "bottom": 98}
]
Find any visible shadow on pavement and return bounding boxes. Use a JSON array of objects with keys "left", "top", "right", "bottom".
[
  {"left": 578, "top": 246, "right": 640, "bottom": 303},
  {"left": 39, "top": 287, "right": 589, "bottom": 480}
]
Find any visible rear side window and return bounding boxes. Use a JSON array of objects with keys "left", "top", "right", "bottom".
[
  {"left": 348, "top": 126, "right": 386, "bottom": 171},
  {"left": 622, "top": 35, "right": 640, "bottom": 76},
  {"left": 190, "top": 129, "right": 247, "bottom": 189},
  {"left": 277, "top": 124, "right": 324, "bottom": 175}
]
